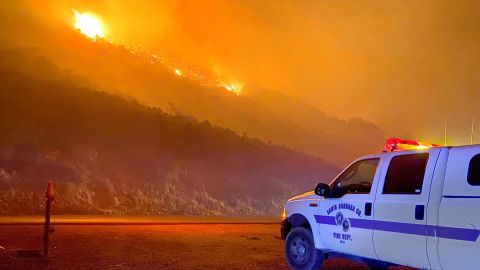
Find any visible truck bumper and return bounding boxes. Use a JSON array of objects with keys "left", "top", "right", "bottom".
[{"left": 280, "top": 218, "right": 288, "bottom": 240}]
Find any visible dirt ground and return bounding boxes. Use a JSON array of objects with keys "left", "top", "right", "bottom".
[{"left": 0, "top": 224, "right": 411, "bottom": 270}]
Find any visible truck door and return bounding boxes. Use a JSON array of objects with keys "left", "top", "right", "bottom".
[
  {"left": 373, "top": 149, "right": 440, "bottom": 269},
  {"left": 438, "top": 146, "right": 480, "bottom": 270},
  {"left": 317, "top": 156, "right": 383, "bottom": 259}
]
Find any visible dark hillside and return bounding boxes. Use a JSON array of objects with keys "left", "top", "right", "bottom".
[
  {"left": 0, "top": 9, "right": 384, "bottom": 166},
  {"left": 0, "top": 69, "right": 338, "bottom": 215}
]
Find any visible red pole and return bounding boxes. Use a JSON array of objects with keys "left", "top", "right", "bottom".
[{"left": 43, "top": 180, "right": 55, "bottom": 257}]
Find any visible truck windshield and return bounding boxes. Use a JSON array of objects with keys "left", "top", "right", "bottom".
[{"left": 331, "top": 158, "right": 380, "bottom": 197}]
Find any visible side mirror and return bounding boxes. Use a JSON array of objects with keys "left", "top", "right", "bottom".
[{"left": 314, "top": 183, "right": 330, "bottom": 197}]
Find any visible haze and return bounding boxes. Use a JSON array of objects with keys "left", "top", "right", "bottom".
[
  {"left": 44, "top": 0, "right": 480, "bottom": 145},
  {"left": 3, "top": 1, "right": 480, "bottom": 145}
]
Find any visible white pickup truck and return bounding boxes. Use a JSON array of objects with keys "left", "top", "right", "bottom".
[{"left": 281, "top": 138, "right": 480, "bottom": 270}]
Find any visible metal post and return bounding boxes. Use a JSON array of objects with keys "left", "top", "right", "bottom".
[
  {"left": 43, "top": 180, "right": 55, "bottom": 257},
  {"left": 43, "top": 197, "right": 51, "bottom": 256},
  {"left": 444, "top": 115, "right": 447, "bottom": 146},
  {"left": 471, "top": 114, "right": 475, "bottom": 145}
]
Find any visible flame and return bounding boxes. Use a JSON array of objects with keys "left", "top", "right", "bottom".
[
  {"left": 73, "top": 9, "right": 104, "bottom": 40},
  {"left": 69, "top": 8, "right": 245, "bottom": 97},
  {"left": 223, "top": 83, "right": 243, "bottom": 96}
]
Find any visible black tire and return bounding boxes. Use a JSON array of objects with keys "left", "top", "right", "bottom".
[
  {"left": 284, "top": 227, "right": 324, "bottom": 270},
  {"left": 363, "top": 258, "right": 391, "bottom": 270}
]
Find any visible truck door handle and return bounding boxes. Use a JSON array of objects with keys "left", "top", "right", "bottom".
[
  {"left": 365, "top": 202, "right": 372, "bottom": 216},
  {"left": 415, "top": 205, "right": 425, "bottom": 220}
]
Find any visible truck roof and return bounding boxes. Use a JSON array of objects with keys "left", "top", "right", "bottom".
[{"left": 355, "top": 143, "right": 480, "bottom": 163}]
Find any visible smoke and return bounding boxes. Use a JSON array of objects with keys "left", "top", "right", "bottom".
[
  {"left": 114, "top": 0, "right": 480, "bottom": 144},
  {"left": 2, "top": 0, "right": 480, "bottom": 144}
]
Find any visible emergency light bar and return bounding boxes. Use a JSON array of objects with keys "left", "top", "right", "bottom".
[{"left": 384, "top": 138, "right": 440, "bottom": 152}]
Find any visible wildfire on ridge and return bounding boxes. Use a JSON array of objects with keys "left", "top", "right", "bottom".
[
  {"left": 223, "top": 83, "right": 243, "bottom": 96},
  {"left": 71, "top": 9, "right": 243, "bottom": 96},
  {"left": 73, "top": 9, "right": 104, "bottom": 41}
]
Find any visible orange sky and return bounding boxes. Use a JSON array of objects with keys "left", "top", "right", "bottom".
[{"left": 4, "top": 0, "right": 480, "bottom": 145}]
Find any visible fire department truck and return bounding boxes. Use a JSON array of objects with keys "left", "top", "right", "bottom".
[{"left": 281, "top": 138, "right": 480, "bottom": 270}]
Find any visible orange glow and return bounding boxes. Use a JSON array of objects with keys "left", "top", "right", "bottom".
[
  {"left": 222, "top": 83, "right": 243, "bottom": 96},
  {"left": 73, "top": 9, "right": 104, "bottom": 40},
  {"left": 174, "top": 69, "right": 182, "bottom": 76}
]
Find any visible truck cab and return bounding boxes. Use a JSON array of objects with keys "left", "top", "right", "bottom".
[{"left": 281, "top": 138, "right": 480, "bottom": 270}]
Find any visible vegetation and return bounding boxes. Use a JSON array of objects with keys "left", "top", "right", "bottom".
[
  {"left": 0, "top": 13, "right": 384, "bottom": 166},
  {"left": 0, "top": 65, "right": 338, "bottom": 215}
]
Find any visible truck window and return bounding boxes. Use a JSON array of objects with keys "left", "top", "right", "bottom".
[
  {"left": 468, "top": 154, "right": 480, "bottom": 185},
  {"left": 383, "top": 153, "right": 429, "bottom": 194},
  {"left": 330, "top": 158, "right": 379, "bottom": 197}
]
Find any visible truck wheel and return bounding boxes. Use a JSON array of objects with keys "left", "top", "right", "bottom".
[{"left": 285, "top": 227, "right": 324, "bottom": 270}]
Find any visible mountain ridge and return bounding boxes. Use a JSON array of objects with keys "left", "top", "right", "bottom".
[
  {"left": 0, "top": 28, "right": 385, "bottom": 166},
  {"left": 0, "top": 67, "right": 338, "bottom": 215}
]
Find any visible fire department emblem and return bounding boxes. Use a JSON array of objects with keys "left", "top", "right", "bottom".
[
  {"left": 342, "top": 219, "right": 350, "bottom": 232},
  {"left": 335, "top": 212, "right": 344, "bottom": 225}
]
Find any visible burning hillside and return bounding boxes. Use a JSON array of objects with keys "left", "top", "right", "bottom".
[
  {"left": 70, "top": 8, "right": 243, "bottom": 96},
  {"left": 0, "top": 61, "right": 338, "bottom": 215},
  {"left": 0, "top": 5, "right": 384, "bottom": 166},
  {"left": 0, "top": 3, "right": 385, "bottom": 215}
]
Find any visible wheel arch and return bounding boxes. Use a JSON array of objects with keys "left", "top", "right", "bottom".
[
  {"left": 289, "top": 213, "right": 312, "bottom": 229},
  {"left": 283, "top": 213, "right": 327, "bottom": 250},
  {"left": 282, "top": 213, "right": 311, "bottom": 240}
]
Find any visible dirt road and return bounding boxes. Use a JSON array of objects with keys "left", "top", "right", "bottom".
[{"left": 0, "top": 223, "right": 410, "bottom": 269}]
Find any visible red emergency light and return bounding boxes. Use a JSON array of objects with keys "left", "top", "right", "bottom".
[{"left": 384, "top": 138, "right": 440, "bottom": 152}]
